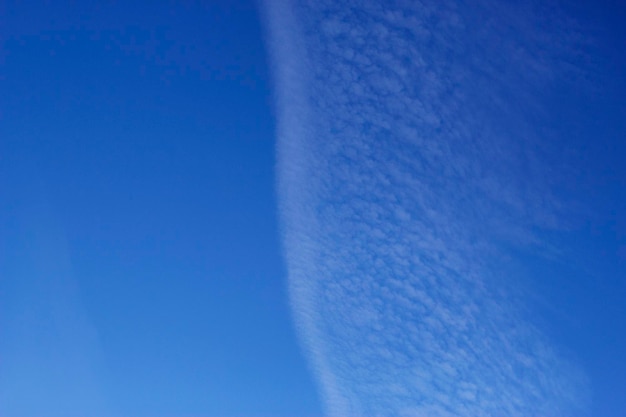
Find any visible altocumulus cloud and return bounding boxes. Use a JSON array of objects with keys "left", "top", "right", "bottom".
[{"left": 263, "top": 0, "right": 592, "bottom": 416}]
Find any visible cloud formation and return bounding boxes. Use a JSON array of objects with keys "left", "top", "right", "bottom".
[
  {"left": 0, "top": 201, "right": 106, "bottom": 417},
  {"left": 264, "top": 0, "right": 591, "bottom": 415}
]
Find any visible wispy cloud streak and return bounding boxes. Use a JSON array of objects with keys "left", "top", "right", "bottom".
[
  {"left": 0, "top": 201, "right": 107, "bottom": 417},
  {"left": 264, "top": 0, "right": 591, "bottom": 416}
]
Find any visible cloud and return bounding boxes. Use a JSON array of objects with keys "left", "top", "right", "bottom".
[
  {"left": 264, "top": 0, "right": 591, "bottom": 416},
  {"left": 0, "top": 200, "right": 107, "bottom": 417}
]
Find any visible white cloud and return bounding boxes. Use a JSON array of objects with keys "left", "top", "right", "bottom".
[{"left": 264, "top": 0, "right": 592, "bottom": 415}]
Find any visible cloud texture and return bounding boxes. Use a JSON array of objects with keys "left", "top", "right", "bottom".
[{"left": 264, "top": 0, "right": 591, "bottom": 415}]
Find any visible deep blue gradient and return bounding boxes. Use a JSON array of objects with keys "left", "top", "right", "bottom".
[
  {"left": 2, "top": 0, "right": 626, "bottom": 417},
  {"left": 1, "top": 1, "right": 320, "bottom": 416}
]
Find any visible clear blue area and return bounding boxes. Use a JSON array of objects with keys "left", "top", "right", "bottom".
[{"left": 0, "top": 1, "right": 320, "bottom": 416}]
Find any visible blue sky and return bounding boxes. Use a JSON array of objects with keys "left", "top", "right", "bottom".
[
  {"left": 0, "top": 1, "right": 320, "bottom": 416},
  {"left": 1, "top": 1, "right": 626, "bottom": 417}
]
